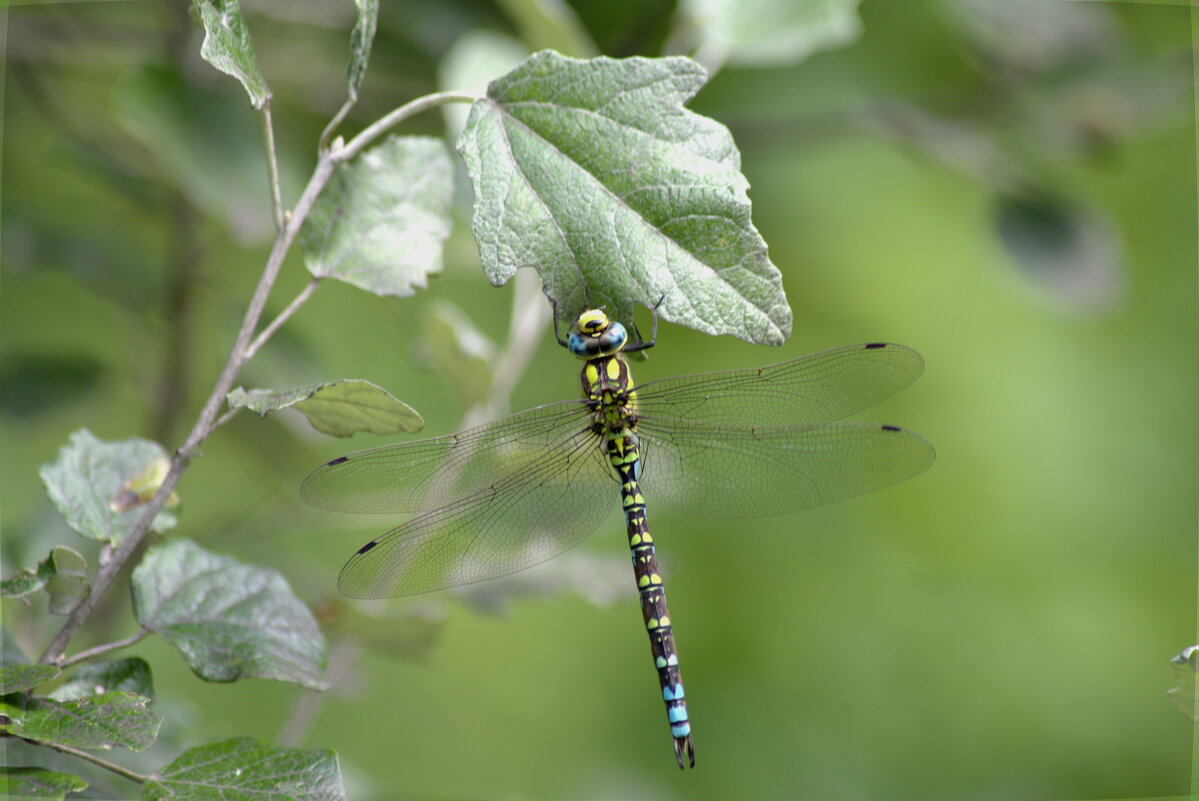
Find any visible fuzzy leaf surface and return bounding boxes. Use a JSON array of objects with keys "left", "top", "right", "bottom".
[
  {"left": 131, "top": 540, "right": 328, "bottom": 690},
  {"left": 457, "top": 50, "right": 791, "bottom": 344}
]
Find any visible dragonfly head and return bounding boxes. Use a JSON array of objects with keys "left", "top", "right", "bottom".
[{"left": 567, "top": 308, "right": 629, "bottom": 360}]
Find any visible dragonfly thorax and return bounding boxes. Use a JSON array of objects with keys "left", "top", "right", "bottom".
[{"left": 567, "top": 308, "right": 629, "bottom": 360}]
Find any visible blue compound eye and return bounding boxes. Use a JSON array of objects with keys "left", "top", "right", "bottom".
[{"left": 596, "top": 321, "right": 628, "bottom": 355}]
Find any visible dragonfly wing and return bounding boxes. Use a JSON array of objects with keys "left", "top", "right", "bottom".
[
  {"left": 337, "top": 428, "right": 618, "bottom": 597},
  {"left": 633, "top": 343, "right": 924, "bottom": 425},
  {"left": 301, "top": 400, "right": 591, "bottom": 513},
  {"left": 637, "top": 420, "right": 935, "bottom": 519}
]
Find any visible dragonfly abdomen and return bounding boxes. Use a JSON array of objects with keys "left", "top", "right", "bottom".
[{"left": 607, "top": 426, "right": 695, "bottom": 769}]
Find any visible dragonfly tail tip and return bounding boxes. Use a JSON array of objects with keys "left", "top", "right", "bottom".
[{"left": 673, "top": 735, "right": 695, "bottom": 769}]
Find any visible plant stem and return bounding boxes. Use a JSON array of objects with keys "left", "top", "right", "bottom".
[
  {"left": 319, "top": 98, "right": 355, "bottom": 153},
  {"left": 211, "top": 405, "right": 242, "bottom": 433},
  {"left": 57, "top": 627, "right": 150, "bottom": 669},
  {"left": 245, "top": 278, "right": 321, "bottom": 361},
  {"left": 37, "top": 89, "right": 478, "bottom": 666},
  {"left": 340, "top": 91, "right": 475, "bottom": 161},
  {"left": 17, "top": 737, "right": 149, "bottom": 784},
  {"left": 263, "top": 101, "right": 285, "bottom": 233},
  {"left": 39, "top": 154, "right": 332, "bottom": 666}
]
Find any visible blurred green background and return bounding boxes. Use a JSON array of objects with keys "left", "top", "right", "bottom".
[{"left": 2, "top": 1, "right": 1194, "bottom": 799}]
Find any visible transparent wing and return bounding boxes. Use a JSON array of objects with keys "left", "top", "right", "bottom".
[
  {"left": 633, "top": 343, "right": 924, "bottom": 425},
  {"left": 638, "top": 420, "right": 935, "bottom": 519},
  {"left": 337, "top": 427, "right": 617, "bottom": 597},
  {"left": 301, "top": 400, "right": 592, "bottom": 513}
]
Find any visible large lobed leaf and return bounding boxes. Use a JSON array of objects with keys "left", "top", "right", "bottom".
[
  {"left": 39, "top": 429, "right": 178, "bottom": 546},
  {"left": 1, "top": 691, "right": 163, "bottom": 751},
  {"left": 457, "top": 50, "right": 791, "bottom": 345},
  {"left": 227, "top": 379, "right": 423, "bottom": 438},
  {"left": 143, "top": 737, "right": 346, "bottom": 801},
  {"left": 300, "top": 135, "right": 454, "bottom": 297},
  {"left": 131, "top": 539, "right": 328, "bottom": 690}
]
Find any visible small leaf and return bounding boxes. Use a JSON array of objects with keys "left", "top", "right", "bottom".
[
  {"left": 457, "top": 51, "right": 791, "bottom": 345},
  {"left": 228, "top": 379, "right": 424, "bottom": 438},
  {"left": 682, "top": 0, "right": 863, "bottom": 68},
  {"left": 346, "top": 0, "right": 378, "bottom": 102},
  {"left": 1168, "top": 645, "right": 1198, "bottom": 720},
  {"left": 43, "top": 548, "right": 90, "bottom": 617},
  {"left": 1, "top": 547, "right": 90, "bottom": 615},
  {"left": 144, "top": 737, "right": 346, "bottom": 801},
  {"left": 131, "top": 539, "right": 328, "bottom": 690},
  {"left": 0, "top": 664, "right": 60, "bottom": 694},
  {"left": 1, "top": 692, "right": 163, "bottom": 751},
  {"left": 193, "top": 0, "right": 272, "bottom": 109},
  {"left": 50, "top": 658, "right": 154, "bottom": 702},
  {"left": 39, "top": 429, "right": 177, "bottom": 546},
  {"left": 0, "top": 767, "right": 89, "bottom": 799},
  {"left": 300, "top": 135, "right": 454, "bottom": 297}
]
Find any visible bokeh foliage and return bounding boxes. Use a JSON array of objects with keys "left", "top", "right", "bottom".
[{"left": 2, "top": 1, "right": 1193, "bottom": 799}]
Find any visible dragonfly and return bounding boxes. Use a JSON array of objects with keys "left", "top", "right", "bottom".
[{"left": 301, "top": 305, "right": 935, "bottom": 769}]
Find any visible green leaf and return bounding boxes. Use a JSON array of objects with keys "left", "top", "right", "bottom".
[
  {"left": 193, "top": 0, "right": 272, "bottom": 109},
  {"left": 1168, "top": 645, "right": 1198, "bottom": 720},
  {"left": 681, "top": 0, "right": 863, "bottom": 68},
  {"left": 346, "top": 0, "right": 378, "bottom": 102},
  {"left": 39, "top": 429, "right": 178, "bottom": 546},
  {"left": 1, "top": 692, "right": 163, "bottom": 751},
  {"left": 300, "top": 135, "right": 454, "bottom": 297},
  {"left": 43, "top": 547, "right": 90, "bottom": 617},
  {"left": 0, "top": 767, "right": 89, "bottom": 799},
  {"left": 1, "top": 546, "right": 88, "bottom": 609},
  {"left": 144, "top": 737, "right": 346, "bottom": 801},
  {"left": 131, "top": 539, "right": 329, "bottom": 690},
  {"left": 456, "top": 51, "right": 791, "bottom": 345},
  {"left": 50, "top": 658, "right": 154, "bottom": 702},
  {"left": 227, "top": 379, "right": 424, "bottom": 438},
  {"left": 0, "top": 664, "right": 60, "bottom": 694},
  {"left": 1, "top": 547, "right": 91, "bottom": 614}
]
